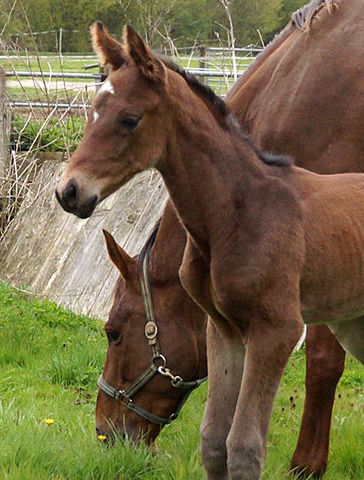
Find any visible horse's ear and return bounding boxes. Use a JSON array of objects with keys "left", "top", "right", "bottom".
[
  {"left": 123, "top": 25, "right": 166, "bottom": 86},
  {"left": 102, "top": 229, "right": 134, "bottom": 279},
  {"left": 91, "top": 22, "right": 126, "bottom": 71}
]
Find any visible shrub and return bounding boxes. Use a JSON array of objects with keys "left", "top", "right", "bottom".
[{"left": 11, "top": 114, "right": 86, "bottom": 153}]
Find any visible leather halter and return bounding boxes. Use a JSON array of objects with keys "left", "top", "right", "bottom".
[{"left": 97, "top": 226, "right": 207, "bottom": 426}]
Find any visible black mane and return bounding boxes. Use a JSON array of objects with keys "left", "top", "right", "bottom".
[
  {"left": 137, "top": 218, "right": 161, "bottom": 266},
  {"left": 160, "top": 55, "right": 228, "bottom": 120},
  {"left": 159, "top": 57, "right": 292, "bottom": 168},
  {"left": 227, "top": 113, "right": 293, "bottom": 167}
]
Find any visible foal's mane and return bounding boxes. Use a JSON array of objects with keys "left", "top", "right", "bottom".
[
  {"left": 160, "top": 55, "right": 228, "bottom": 120},
  {"left": 160, "top": 56, "right": 292, "bottom": 168}
]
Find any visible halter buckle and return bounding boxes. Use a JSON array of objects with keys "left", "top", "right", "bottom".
[{"left": 145, "top": 321, "right": 158, "bottom": 340}]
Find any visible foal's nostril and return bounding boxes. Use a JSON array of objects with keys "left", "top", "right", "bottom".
[{"left": 62, "top": 180, "right": 78, "bottom": 209}]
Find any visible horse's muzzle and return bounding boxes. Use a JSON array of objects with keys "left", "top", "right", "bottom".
[{"left": 55, "top": 179, "right": 98, "bottom": 219}]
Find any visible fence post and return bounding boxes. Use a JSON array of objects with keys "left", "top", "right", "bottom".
[
  {"left": 59, "top": 28, "right": 63, "bottom": 65},
  {"left": 0, "top": 68, "right": 10, "bottom": 191},
  {"left": 0, "top": 67, "right": 11, "bottom": 231},
  {"left": 199, "top": 45, "right": 206, "bottom": 84}
]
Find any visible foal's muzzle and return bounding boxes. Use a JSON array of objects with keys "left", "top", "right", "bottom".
[{"left": 55, "top": 179, "right": 98, "bottom": 219}]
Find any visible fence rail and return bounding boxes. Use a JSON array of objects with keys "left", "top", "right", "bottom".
[
  {"left": 3, "top": 46, "right": 263, "bottom": 109},
  {"left": 5, "top": 68, "right": 245, "bottom": 109},
  {"left": 5, "top": 71, "right": 101, "bottom": 80}
]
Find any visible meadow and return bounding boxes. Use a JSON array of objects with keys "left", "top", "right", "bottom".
[{"left": 0, "top": 281, "right": 363, "bottom": 480}]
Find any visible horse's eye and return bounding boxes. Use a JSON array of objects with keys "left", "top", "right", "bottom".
[
  {"left": 119, "top": 116, "right": 141, "bottom": 130},
  {"left": 106, "top": 330, "right": 120, "bottom": 343}
]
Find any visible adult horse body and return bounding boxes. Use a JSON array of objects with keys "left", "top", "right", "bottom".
[{"left": 56, "top": 16, "right": 364, "bottom": 480}]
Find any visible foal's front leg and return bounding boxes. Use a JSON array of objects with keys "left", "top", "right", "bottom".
[
  {"left": 201, "top": 318, "right": 245, "bottom": 480},
  {"left": 226, "top": 304, "right": 303, "bottom": 480},
  {"left": 179, "top": 237, "right": 245, "bottom": 479}
]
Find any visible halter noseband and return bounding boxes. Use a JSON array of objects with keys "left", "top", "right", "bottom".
[{"left": 97, "top": 226, "right": 207, "bottom": 426}]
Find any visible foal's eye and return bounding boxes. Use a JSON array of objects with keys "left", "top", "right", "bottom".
[
  {"left": 119, "top": 116, "right": 141, "bottom": 130},
  {"left": 106, "top": 330, "right": 120, "bottom": 343}
]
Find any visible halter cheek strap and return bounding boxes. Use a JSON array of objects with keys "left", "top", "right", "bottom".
[{"left": 97, "top": 226, "right": 207, "bottom": 426}]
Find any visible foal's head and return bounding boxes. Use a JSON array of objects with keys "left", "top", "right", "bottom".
[
  {"left": 56, "top": 23, "right": 195, "bottom": 218},
  {"left": 96, "top": 229, "right": 206, "bottom": 444}
]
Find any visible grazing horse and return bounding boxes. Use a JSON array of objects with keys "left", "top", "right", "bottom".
[
  {"left": 56, "top": 21, "right": 364, "bottom": 480},
  {"left": 96, "top": 203, "right": 207, "bottom": 444},
  {"left": 94, "top": 0, "right": 362, "bottom": 476}
]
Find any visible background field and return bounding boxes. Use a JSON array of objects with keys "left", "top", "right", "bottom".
[
  {"left": 2, "top": 50, "right": 256, "bottom": 104},
  {"left": 1, "top": 282, "right": 364, "bottom": 480}
]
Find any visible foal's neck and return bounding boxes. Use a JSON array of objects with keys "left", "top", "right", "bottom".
[{"left": 157, "top": 85, "right": 271, "bottom": 255}]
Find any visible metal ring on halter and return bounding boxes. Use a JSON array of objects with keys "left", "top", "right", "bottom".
[{"left": 152, "top": 354, "right": 166, "bottom": 367}]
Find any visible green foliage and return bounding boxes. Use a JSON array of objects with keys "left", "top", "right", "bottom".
[
  {"left": 0, "top": 0, "right": 319, "bottom": 52},
  {"left": 229, "top": 0, "right": 284, "bottom": 46},
  {"left": 11, "top": 114, "right": 86, "bottom": 152},
  {"left": 170, "top": 0, "right": 219, "bottom": 45}
]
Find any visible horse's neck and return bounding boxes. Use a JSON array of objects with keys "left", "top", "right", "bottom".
[
  {"left": 226, "top": 22, "right": 295, "bottom": 111},
  {"left": 157, "top": 112, "right": 268, "bottom": 255},
  {"left": 227, "top": 28, "right": 299, "bottom": 133}
]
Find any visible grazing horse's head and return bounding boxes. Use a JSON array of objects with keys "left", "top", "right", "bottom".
[
  {"left": 96, "top": 229, "right": 207, "bottom": 444},
  {"left": 56, "top": 23, "right": 172, "bottom": 218}
]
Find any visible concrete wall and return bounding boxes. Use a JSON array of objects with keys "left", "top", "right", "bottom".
[{"left": 0, "top": 159, "right": 167, "bottom": 320}]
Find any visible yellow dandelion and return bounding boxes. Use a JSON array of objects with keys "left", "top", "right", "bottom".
[
  {"left": 44, "top": 418, "right": 55, "bottom": 425},
  {"left": 97, "top": 434, "right": 107, "bottom": 441}
]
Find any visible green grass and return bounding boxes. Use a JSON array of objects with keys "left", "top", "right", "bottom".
[
  {"left": 2, "top": 54, "right": 100, "bottom": 103},
  {"left": 0, "top": 281, "right": 363, "bottom": 479},
  {"left": 1, "top": 54, "right": 99, "bottom": 74}
]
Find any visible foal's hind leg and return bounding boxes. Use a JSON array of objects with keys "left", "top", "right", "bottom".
[
  {"left": 290, "top": 325, "right": 345, "bottom": 478},
  {"left": 201, "top": 318, "right": 245, "bottom": 480},
  {"left": 226, "top": 306, "right": 303, "bottom": 480}
]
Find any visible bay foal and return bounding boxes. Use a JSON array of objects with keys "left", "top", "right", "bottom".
[
  {"left": 96, "top": 1, "right": 364, "bottom": 476},
  {"left": 56, "top": 25, "right": 364, "bottom": 480}
]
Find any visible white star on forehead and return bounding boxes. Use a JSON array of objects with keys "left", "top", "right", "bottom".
[{"left": 98, "top": 80, "right": 115, "bottom": 96}]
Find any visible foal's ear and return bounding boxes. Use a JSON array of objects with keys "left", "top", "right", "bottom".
[
  {"left": 123, "top": 25, "right": 166, "bottom": 86},
  {"left": 91, "top": 22, "right": 126, "bottom": 71},
  {"left": 102, "top": 229, "right": 134, "bottom": 279}
]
